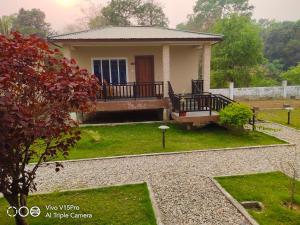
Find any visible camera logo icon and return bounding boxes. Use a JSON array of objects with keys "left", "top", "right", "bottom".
[
  {"left": 7, "top": 206, "right": 17, "bottom": 217},
  {"left": 30, "top": 206, "right": 41, "bottom": 217},
  {"left": 7, "top": 206, "right": 41, "bottom": 218}
]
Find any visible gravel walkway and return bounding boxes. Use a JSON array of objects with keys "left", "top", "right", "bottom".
[{"left": 34, "top": 122, "right": 300, "bottom": 225}]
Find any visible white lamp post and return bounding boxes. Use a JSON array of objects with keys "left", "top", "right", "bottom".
[
  {"left": 285, "top": 107, "right": 294, "bottom": 124},
  {"left": 159, "top": 125, "right": 170, "bottom": 148}
]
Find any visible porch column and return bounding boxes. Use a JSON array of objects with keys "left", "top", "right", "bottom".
[
  {"left": 63, "top": 45, "right": 81, "bottom": 122},
  {"left": 162, "top": 45, "right": 171, "bottom": 98},
  {"left": 202, "top": 44, "right": 212, "bottom": 92},
  {"left": 162, "top": 45, "right": 171, "bottom": 121}
]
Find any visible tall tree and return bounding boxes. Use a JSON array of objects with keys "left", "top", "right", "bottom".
[
  {"left": 12, "top": 8, "right": 52, "bottom": 37},
  {"left": 136, "top": 0, "right": 168, "bottom": 27},
  {"left": 0, "top": 15, "right": 15, "bottom": 36},
  {"left": 211, "top": 15, "right": 264, "bottom": 88},
  {"left": 177, "top": 0, "right": 253, "bottom": 32},
  {"left": 0, "top": 32, "right": 99, "bottom": 225},
  {"left": 102, "top": 0, "right": 142, "bottom": 26},
  {"left": 262, "top": 20, "right": 300, "bottom": 70},
  {"left": 81, "top": 0, "right": 168, "bottom": 28}
]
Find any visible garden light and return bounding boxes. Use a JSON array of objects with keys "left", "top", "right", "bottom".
[
  {"left": 158, "top": 125, "right": 170, "bottom": 149},
  {"left": 285, "top": 107, "right": 294, "bottom": 125},
  {"left": 252, "top": 107, "right": 259, "bottom": 131}
]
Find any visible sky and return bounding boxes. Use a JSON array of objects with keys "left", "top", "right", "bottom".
[{"left": 0, "top": 0, "right": 300, "bottom": 32}]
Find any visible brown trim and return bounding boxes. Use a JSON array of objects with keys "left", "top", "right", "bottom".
[
  {"left": 48, "top": 37, "right": 223, "bottom": 43},
  {"left": 95, "top": 99, "right": 169, "bottom": 112}
]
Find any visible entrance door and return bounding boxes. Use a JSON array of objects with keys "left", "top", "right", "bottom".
[{"left": 135, "top": 55, "right": 155, "bottom": 97}]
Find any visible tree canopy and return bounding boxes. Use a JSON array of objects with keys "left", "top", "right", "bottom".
[
  {"left": 262, "top": 20, "right": 300, "bottom": 70},
  {"left": 12, "top": 8, "right": 52, "bottom": 37},
  {"left": 82, "top": 0, "right": 168, "bottom": 29},
  {"left": 211, "top": 15, "right": 263, "bottom": 88},
  {"left": 0, "top": 15, "right": 15, "bottom": 36},
  {"left": 177, "top": 0, "right": 253, "bottom": 32},
  {"left": 135, "top": 0, "right": 169, "bottom": 27}
]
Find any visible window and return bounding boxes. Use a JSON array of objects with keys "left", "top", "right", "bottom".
[{"left": 93, "top": 59, "right": 127, "bottom": 84}]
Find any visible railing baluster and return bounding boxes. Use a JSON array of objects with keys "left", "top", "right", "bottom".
[{"left": 97, "top": 81, "right": 164, "bottom": 101}]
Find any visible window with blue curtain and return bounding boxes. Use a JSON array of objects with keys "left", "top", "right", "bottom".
[{"left": 93, "top": 59, "right": 127, "bottom": 84}]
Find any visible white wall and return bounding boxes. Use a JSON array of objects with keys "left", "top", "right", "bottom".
[{"left": 210, "top": 82, "right": 300, "bottom": 99}]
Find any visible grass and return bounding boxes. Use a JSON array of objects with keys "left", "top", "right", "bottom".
[
  {"left": 48, "top": 123, "right": 286, "bottom": 161},
  {"left": 0, "top": 183, "right": 156, "bottom": 225},
  {"left": 216, "top": 172, "right": 300, "bottom": 225},
  {"left": 258, "top": 108, "right": 300, "bottom": 129}
]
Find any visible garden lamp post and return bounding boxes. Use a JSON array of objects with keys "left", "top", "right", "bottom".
[
  {"left": 159, "top": 125, "right": 170, "bottom": 148},
  {"left": 285, "top": 107, "right": 294, "bottom": 125},
  {"left": 252, "top": 107, "right": 259, "bottom": 131}
]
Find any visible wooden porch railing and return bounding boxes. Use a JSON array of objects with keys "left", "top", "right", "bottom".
[
  {"left": 168, "top": 81, "right": 234, "bottom": 114},
  {"left": 211, "top": 94, "right": 235, "bottom": 111},
  {"left": 98, "top": 82, "right": 164, "bottom": 101},
  {"left": 192, "top": 79, "right": 204, "bottom": 94}
]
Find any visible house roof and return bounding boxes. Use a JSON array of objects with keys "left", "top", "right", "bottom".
[{"left": 49, "top": 26, "right": 223, "bottom": 42}]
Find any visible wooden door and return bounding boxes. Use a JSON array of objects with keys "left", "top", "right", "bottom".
[{"left": 135, "top": 56, "right": 155, "bottom": 97}]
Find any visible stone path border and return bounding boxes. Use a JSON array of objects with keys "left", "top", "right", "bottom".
[
  {"left": 31, "top": 143, "right": 293, "bottom": 165},
  {"left": 147, "top": 183, "right": 164, "bottom": 225},
  {"left": 210, "top": 177, "right": 259, "bottom": 225}
]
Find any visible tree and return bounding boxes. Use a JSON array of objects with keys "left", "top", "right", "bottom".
[
  {"left": 102, "top": 0, "right": 142, "bottom": 26},
  {"left": 0, "top": 15, "right": 15, "bottom": 36},
  {"left": 250, "top": 65, "right": 280, "bottom": 87},
  {"left": 81, "top": 0, "right": 168, "bottom": 28},
  {"left": 12, "top": 8, "right": 52, "bottom": 37},
  {"left": 262, "top": 20, "right": 300, "bottom": 69},
  {"left": 136, "top": 0, "right": 168, "bottom": 27},
  {"left": 0, "top": 32, "right": 99, "bottom": 225},
  {"left": 79, "top": 2, "right": 108, "bottom": 30},
  {"left": 211, "top": 15, "right": 264, "bottom": 88},
  {"left": 177, "top": 0, "right": 253, "bottom": 32},
  {"left": 281, "top": 63, "right": 300, "bottom": 85}
]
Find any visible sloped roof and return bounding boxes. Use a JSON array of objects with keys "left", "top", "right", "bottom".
[{"left": 49, "top": 26, "right": 223, "bottom": 42}]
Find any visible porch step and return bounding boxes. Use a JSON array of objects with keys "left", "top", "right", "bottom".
[{"left": 171, "top": 111, "right": 219, "bottom": 126}]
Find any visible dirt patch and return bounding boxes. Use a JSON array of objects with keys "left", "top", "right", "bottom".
[
  {"left": 240, "top": 99, "right": 300, "bottom": 109},
  {"left": 283, "top": 201, "right": 300, "bottom": 212}
]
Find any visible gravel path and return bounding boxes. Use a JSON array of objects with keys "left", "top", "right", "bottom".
[{"left": 34, "top": 122, "right": 300, "bottom": 225}]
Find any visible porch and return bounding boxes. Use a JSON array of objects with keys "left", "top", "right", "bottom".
[
  {"left": 168, "top": 81, "right": 234, "bottom": 126},
  {"left": 91, "top": 79, "right": 233, "bottom": 126}
]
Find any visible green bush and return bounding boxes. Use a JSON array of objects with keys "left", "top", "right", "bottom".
[{"left": 219, "top": 103, "right": 253, "bottom": 129}]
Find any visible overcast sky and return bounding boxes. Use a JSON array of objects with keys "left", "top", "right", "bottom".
[{"left": 1, "top": 0, "right": 300, "bottom": 32}]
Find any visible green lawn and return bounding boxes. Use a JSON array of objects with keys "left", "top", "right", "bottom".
[
  {"left": 50, "top": 123, "right": 285, "bottom": 161},
  {"left": 258, "top": 108, "right": 300, "bottom": 129},
  {"left": 0, "top": 183, "right": 156, "bottom": 225},
  {"left": 216, "top": 172, "right": 300, "bottom": 225}
]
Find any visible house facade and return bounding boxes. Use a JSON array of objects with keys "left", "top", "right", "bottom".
[{"left": 49, "top": 26, "right": 229, "bottom": 124}]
